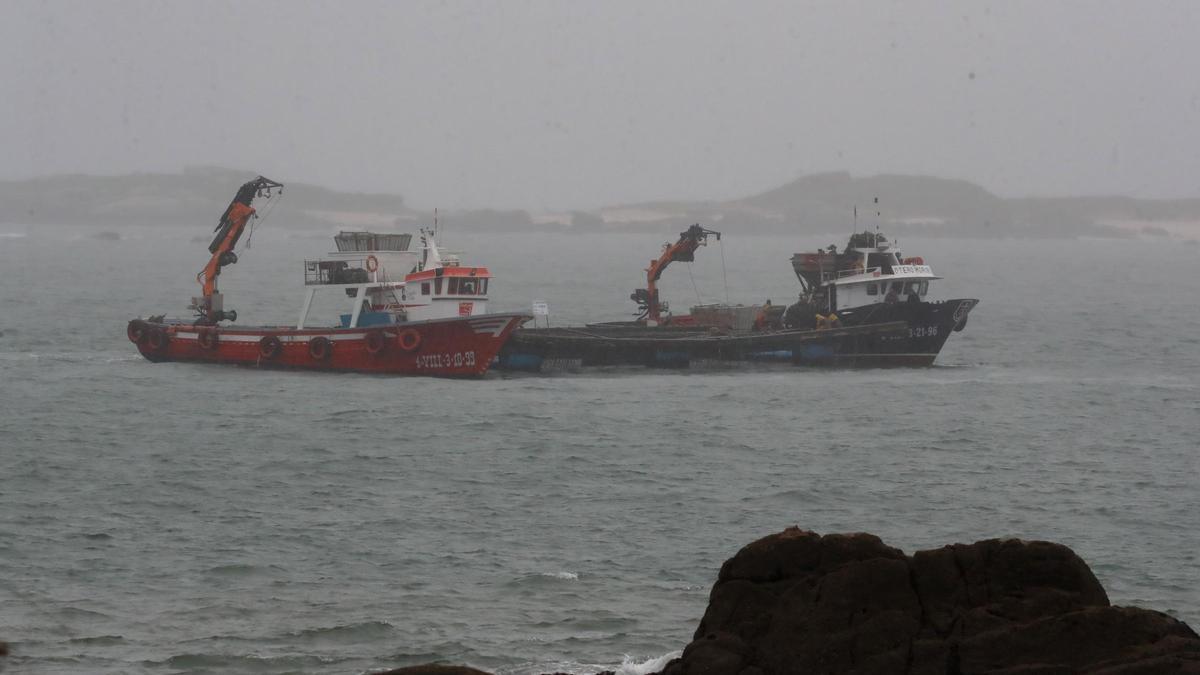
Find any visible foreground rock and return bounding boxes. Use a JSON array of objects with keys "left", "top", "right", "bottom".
[
  {"left": 371, "top": 530, "right": 1198, "bottom": 675},
  {"left": 661, "top": 528, "right": 1200, "bottom": 675},
  {"left": 372, "top": 666, "right": 491, "bottom": 675}
]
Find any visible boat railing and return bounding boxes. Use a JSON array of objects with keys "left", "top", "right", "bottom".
[
  {"left": 304, "top": 258, "right": 374, "bottom": 285},
  {"left": 334, "top": 231, "right": 412, "bottom": 252},
  {"left": 824, "top": 266, "right": 884, "bottom": 281}
]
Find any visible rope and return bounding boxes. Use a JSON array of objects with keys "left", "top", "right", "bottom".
[
  {"left": 687, "top": 261, "right": 702, "bottom": 306},
  {"left": 243, "top": 193, "right": 283, "bottom": 251},
  {"left": 719, "top": 238, "right": 730, "bottom": 305},
  {"left": 244, "top": 218, "right": 256, "bottom": 251}
]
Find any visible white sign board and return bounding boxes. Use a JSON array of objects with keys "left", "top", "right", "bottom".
[{"left": 532, "top": 301, "right": 550, "bottom": 316}]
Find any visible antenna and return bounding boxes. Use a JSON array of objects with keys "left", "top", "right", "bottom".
[{"left": 874, "top": 197, "right": 880, "bottom": 246}]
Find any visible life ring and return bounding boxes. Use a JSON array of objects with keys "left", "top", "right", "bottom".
[
  {"left": 259, "top": 335, "right": 283, "bottom": 360},
  {"left": 397, "top": 328, "right": 421, "bottom": 352},
  {"left": 364, "top": 329, "right": 387, "bottom": 355},
  {"left": 365, "top": 255, "right": 379, "bottom": 273},
  {"left": 127, "top": 320, "right": 147, "bottom": 344},
  {"left": 146, "top": 327, "right": 169, "bottom": 351},
  {"left": 308, "top": 336, "right": 332, "bottom": 361},
  {"left": 197, "top": 329, "right": 219, "bottom": 350}
]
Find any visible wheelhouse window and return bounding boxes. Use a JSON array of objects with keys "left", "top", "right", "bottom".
[
  {"left": 866, "top": 283, "right": 878, "bottom": 296},
  {"left": 434, "top": 278, "right": 443, "bottom": 294},
  {"left": 447, "top": 278, "right": 480, "bottom": 295},
  {"left": 421, "top": 282, "right": 430, "bottom": 295},
  {"left": 867, "top": 253, "right": 891, "bottom": 272}
]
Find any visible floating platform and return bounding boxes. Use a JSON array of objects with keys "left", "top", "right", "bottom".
[{"left": 496, "top": 321, "right": 911, "bottom": 372}]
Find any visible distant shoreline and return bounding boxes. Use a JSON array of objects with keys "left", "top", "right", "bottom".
[{"left": 3, "top": 168, "right": 1199, "bottom": 241}]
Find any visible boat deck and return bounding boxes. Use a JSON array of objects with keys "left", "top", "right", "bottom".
[{"left": 499, "top": 321, "right": 910, "bottom": 370}]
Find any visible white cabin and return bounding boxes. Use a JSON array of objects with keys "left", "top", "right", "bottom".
[
  {"left": 400, "top": 233, "right": 491, "bottom": 321},
  {"left": 296, "top": 229, "right": 492, "bottom": 328},
  {"left": 817, "top": 243, "right": 941, "bottom": 313}
]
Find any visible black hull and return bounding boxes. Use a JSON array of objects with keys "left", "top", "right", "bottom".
[
  {"left": 497, "top": 321, "right": 914, "bottom": 372},
  {"left": 496, "top": 299, "right": 977, "bottom": 373},
  {"left": 829, "top": 298, "right": 978, "bottom": 363}
]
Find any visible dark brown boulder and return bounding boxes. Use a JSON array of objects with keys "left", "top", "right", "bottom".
[{"left": 662, "top": 527, "right": 1200, "bottom": 675}]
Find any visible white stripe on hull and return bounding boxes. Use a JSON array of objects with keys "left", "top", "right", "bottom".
[{"left": 172, "top": 332, "right": 371, "bottom": 343}]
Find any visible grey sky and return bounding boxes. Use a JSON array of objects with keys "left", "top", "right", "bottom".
[{"left": 3, "top": 0, "right": 1198, "bottom": 210}]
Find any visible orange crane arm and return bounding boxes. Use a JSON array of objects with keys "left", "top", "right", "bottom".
[
  {"left": 199, "top": 201, "right": 256, "bottom": 297},
  {"left": 194, "top": 176, "right": 282, "bottom": 321},
  {"left": 631, "top": 223, "right": 720, "bottom": 323}
]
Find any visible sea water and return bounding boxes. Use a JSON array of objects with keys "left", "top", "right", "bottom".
[{"left": 1, "top": 226, "right": 1197, "bottom": 674}]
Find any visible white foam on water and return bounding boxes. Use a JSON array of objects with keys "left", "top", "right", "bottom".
[
  {"left": 504, "top": 653, "right": 681, "bottom": 675},
  {"left": 616, "top": 651, "right": 682, "bottom": 675},
  {"left": 540, "top": 571, "right": 579, "bottom": 580}
]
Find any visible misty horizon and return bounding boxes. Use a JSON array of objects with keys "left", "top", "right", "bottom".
[
  {"left": 4, "top": 1, "right": 1199, "bottom": 211},
  {"left": 6, "top": 164, "right": 1198, "bottom": 212}
]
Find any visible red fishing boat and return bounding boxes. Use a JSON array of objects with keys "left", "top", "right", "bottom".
[{"left": 126, "top": 176, "right": 528, "bottom": 377}]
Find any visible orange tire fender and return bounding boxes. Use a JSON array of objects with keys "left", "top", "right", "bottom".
[{"left": 397, "top": 328, "right": 421, "bottom": 352}]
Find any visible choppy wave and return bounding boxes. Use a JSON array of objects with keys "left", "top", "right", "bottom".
[
  {"left": 504, "top": 571, "right": 582, "bottom": 589},
  {"left": 52, "top": 606, "right": 115, "bottom": 621},
  {"left": 67, "top": 635, "right": 126, "bottom": 646},
  {"left": 291, "top": 620, "right": 397, "bottom": 643},
  {"left": 158, "top": 652, "right": 342, "bottom": 672},
  {"left": 539, "top": 571, "right": 579, "bottom": 580},
  {"left": 204, "top": 563, "right": 286, "bottom": 577},
  {"left": 500, "top": 652, "right": 681, "bottom": 675},
  {"left": 0, "top": 351, "right": 141, "bottom": 364}
]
